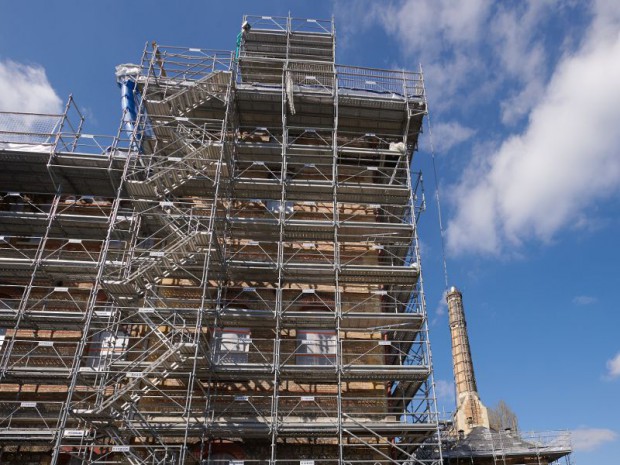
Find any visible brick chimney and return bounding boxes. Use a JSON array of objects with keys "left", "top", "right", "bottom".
[{"left": 446, "top": 286, "right": 490, "bottom": 435}]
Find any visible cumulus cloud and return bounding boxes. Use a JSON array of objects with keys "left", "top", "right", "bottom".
[
  {"left": 572, "top": 295, "right": 597, "bottom": 306},
  {"left": 337, "top": 1, "right": 618, "bottom": 255},
  {"left": 606, "top": 352, "right": 620, "bottom": 378},
  {"left": 362, "top": 0, "right": 490, "bottom": 107},
  {"left": 340, "top": 0, "right": 562, "bottom": 118},
  {"left": 490, "top": 1, "right": 552, "bottom": 125},
  {"left": 0, "top": 59, "right": 62, "bottom": 113},
  {"left": 430, "top": 121, "right": 476, "bottom": 154},
  {"left": 571, "top": 427, "right": 618, "bottom": 451},
  {"left": 446, "top": 3, "right": 620, "bottom": 255}
]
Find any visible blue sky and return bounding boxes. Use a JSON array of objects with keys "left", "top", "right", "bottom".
[{"left": 1, "top": 0, "right": 619, "bottom": 462}]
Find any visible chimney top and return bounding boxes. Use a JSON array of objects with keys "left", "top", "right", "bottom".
[{"left": 448, "top": 285, "right": 460, "bottom": 295}]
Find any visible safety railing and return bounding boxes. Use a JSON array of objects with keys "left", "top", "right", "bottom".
[
  {"left": 287, "top": 127, "right": 335, "bottom": 151},
  {"left": 275, "top": 461, "right": 435, "bottom": 465},
  {"left": 9, "top": 282, "right": 92, "bottom": 317},
  {"left": 0, "top": 235, "right": 41, "bottom": 262},
  {"left": 242, "top": 15, "right": 288, "bottom": 33},
  {"left": 284, "top": 201, "right": 335, "bottom": 222},
  {"left": 338, "top": 163, "right": 409, "bottom": 188},
  {"left": 228, "top": 201, "right": 414, "bottom": 230},
  {"left": 279, "top": 334, "right": 338, "bottom": 369},
  {"left": 210, "top": 285, "right": 423, "bottom": 320},
  {"left": 237, "top": 47, "right": 424, "bottom": 106},
  {"left": 340, "top": 288, "right": 421, "bottom": 316},
  {"left": 340, "top": 336, "right": 427, "bottom": 368},
  {"left": 55, "top": 132, "right": 119, "bottom": 156},
  {"left": 1, "top": 337, "right": 79, "bottom": 373},
  {"left": 442, "top": 428, "right": 572, "bottom": 455},
  {"left": 0, "top": 400, "right": 64, "bottom": 436},
  {"left": 0, "top": 98, "right": 132, "bottom": 159},
  {"left": 337, "top": 65, "right": 424, "bottom": 99},
  {"left": 39, "top": 238, "right": 106, "bottom": 266},
  {"left": 272, "top": 393, "right": 435, "bottom": 425},
  {"left": 287, "top": 164, "right": 335, "bottom": 185},
  {"left": 242, "top": 15, "right": 334, "bottom": 36},
  {"left": 337, "top": 131, "right": 411, "bottom": 153},
  {"left": 227, "top": 239, "right": 279, "bottom": 268},
  {"left": 234, "top": 159, "right": 284, "bottom": 183},
  {"left": 237, "top": 125, "right": 284, "bottom": 146},
  {"left": 0, "top": 111, "right": 61, "bottom": 149},
  {"left": 280, "top": 287, "right": 336, "bottom": 316},
  {"left": 210, "top": 334, "right": 276, "bottom": 369},
  {"left": 287, "top": 62, "right": 335, "bottom": 93},
  {"left": 220, "top": 285, "right": 276, "bottom": 314},
  {"left": 236, "top": 62, "right": 423, "bottom": 100},
  {"left": 207, "top": 393, "right": 273, "bottom": 424},
  {"left": 228, "top": 200, "right": 329, "bottom": 227},
  {"left": 339, "top": 241, "right": 410, "bottom": 268},
  {"left": 283, "top": 241, "right": 336, "bottom": 267},
  {"left": 339, "top": 202, "right": 413, "bottom": 226},
  {"left": 278, "top": 394, "right": 338, "bottom": 425},
  {"left": 0, "top": 235, "right": 106, "bottom": 269},
  {"left": 60, "top": 445, "right": 185, "bottom": 465},
  {"left": 142, "top": 45, "right": 233, "bottom": 81},
  {"left": 289, "top": 17, "right": 334, "bottom": 35}
]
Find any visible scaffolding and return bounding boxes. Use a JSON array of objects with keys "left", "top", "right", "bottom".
[
  {"left": 441, "top": 427, "right": 572, "bottom": 465},
  {"left": 0, "top": 14, "right": 441, "bottom": 465}
]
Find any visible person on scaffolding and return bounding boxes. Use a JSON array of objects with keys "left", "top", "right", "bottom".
[{"left": 235, "top": 20, "right": 251, "bottom": 61}]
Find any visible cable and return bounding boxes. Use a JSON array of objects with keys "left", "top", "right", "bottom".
[{"left": 422, "top": 80, "right": 450, "bottom": 290}]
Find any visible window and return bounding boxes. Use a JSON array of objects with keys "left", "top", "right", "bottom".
[
  {"left": 296, "top": 330, "right": 336, "bottom": 366},
  {"left": 88, "top": 330, "right": 129, "bottom": 371},
  {"left": 266, "top": 200, "right": 294, "bottom": 215},
  {"left": 214, "top": 328, "right": 250, "bottom": 364}
]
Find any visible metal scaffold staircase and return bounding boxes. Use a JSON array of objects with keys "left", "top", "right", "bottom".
[
  {"left": 78, "top": 339, "right": 199, "bottom": 418},
  {"left": 103, "top": 63, "right": 231, "bottom": 299},
  {"left": 103, "top": 214, "right": 213, "bottom": 298},
  {"left": 125, "top": 114, "right": 227, "bottom": 199},
  {"left": 55, "top": 44, "right": 234, "bottom": 465},
  {"left": 125, "top": 141, "right": 221, "bottom": 198},
  {"left": 143, "top": 70, "right": 231, "bottom": 117}
]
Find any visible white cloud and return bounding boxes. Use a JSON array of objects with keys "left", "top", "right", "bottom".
[
  {"left": 435, "top": 292, "right": 447, "bottom": 316},
  {"left": 338, "top": 2, "right": 618, "bottom": 255},
  {"left": 369, "top": 0, "right": 490, "bottom": 57},
  {"left": 606, "top": 352, "right": 620, "bottom": 378},
  {"left": 366, "top": 0, "right": 491, "bottom": 110},
  {"left": 572, "top": 295, "right": 597, "bottom": 306},
  {"left": 430, "top": 290, "right": 448, "bottom": 326},
  {"left": 434, "top": 379, "right": 455, "bottom": 402},
  {"left": 0, "top": 59, "right": 62, "bottom": 113},
  {"left": 571, "top": 427, "right": 618, "bottom": 451},
  {"left": 490, "top": 1, "right": 553, "bottom": 124},
  {"left": 430, "top": 121, "right": 476, "bottom": 153},
  {"left": 446, "top": 4, "right": 620, "bottom": 255},
  {"left": 500, "top": 79, "right": 545, "bottom": 126},
  {"left": 341, "top": 1, "right": 562, "bottom": 118}
]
